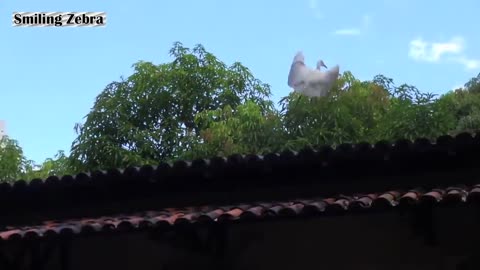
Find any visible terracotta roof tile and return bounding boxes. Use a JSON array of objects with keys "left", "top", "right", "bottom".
[
  {"left": 1, "top": 185, "right": 478, "bottom": 242},
  {"left": 2, "top": 132, "right": 480, "bottom": 240}
]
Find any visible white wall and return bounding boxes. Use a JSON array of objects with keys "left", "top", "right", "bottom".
[{"left": 0, "top": 120, "right": 5, "bottom": 139}]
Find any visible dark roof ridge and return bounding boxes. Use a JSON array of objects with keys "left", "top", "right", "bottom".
[
  {"left": 2, "top": 131, "right": 479, "bottom": 189},
  {"left": 0, "top": 131, "right": 479, "bottom": 221}
]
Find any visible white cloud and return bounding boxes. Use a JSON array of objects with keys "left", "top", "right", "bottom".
[
  {"left": 333, "top": 14, "right": 371, "bottom": 36},
  {"left": 408, "top": 36, "right": 479, "bottom": 71},
  {"left": 408, "top": 36, "right": 464, "bottom": 62},
  {"left": 334, "top": 28, "right": 361, "bottom": 36},
  {"left": 453, "top": 56, "right": 480, "bottom": 70}
]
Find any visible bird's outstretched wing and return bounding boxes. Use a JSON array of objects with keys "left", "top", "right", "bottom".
[
  {"left": 310, "top": 65, "right": 339, "bottom": 83},
  {"left": 304, "top": 65, "right": 340, "bottom": 97},
  {"left": 288, "top": 52, "right": 309, "bottom": 90}
]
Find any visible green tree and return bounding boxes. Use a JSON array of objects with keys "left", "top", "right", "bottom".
[
  {"left": 0, "top": 135, "right": 74, "bottom": 182},
  {"left": 373, "top": 78, "right": 455, "bottom": 140},
  {"left": 183, "top": 100, "right": 284, "bottom": 159},
  {"left": 279, "top": 72, "right": 391, "bottom": 149},
  {"left": 70, "top": 42, "right": 273, "bottom": 171},
  {"left": 278, "top": 72, "right": 458, "bottom": 148},
  {"left": 0, "top": 136, "right": 29, "bottom": 182},
  {"left": 66, "top": 45, "right": 480, "bottom": 174},
  {"left": 23, "top": 150, "right": 73, "bottom": 180},
  {"left": 436, "top": 88, "right": 480, "bottom": 133},
  {"left": 464, "top": 72, "right": 480, "bottom": 94},
  {"left": 438, "top": 72, "right": 480, "bottom": 134}
]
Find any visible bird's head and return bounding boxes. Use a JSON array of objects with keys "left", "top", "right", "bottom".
[{"left": 317, "top": 60, "right": 327, "bottom": 69}]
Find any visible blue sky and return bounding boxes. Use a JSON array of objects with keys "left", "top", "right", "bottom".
[{"left": 1, "top": 0, "right": 479, "bottom": 164}]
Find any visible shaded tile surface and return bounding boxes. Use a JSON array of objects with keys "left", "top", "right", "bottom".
[{"left": 1, "top": 184, "right": 478, "bottom": 241}]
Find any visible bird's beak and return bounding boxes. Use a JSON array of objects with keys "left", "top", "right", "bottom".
[{"left": 322, "top": 63, "right": 328, "bottom": 69}]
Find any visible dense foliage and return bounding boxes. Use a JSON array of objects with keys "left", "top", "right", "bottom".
[
  {"left": 0, "top": 136, "right": 28, "bottom": 182},
  {"left": 2, "top": 42, "right": 480, "bottom": 181},
  {"left": 70, "top": 42, "right": 273, "bottom": 171},
  {"left": 0, "top": 137, "right": 70, "bottom": 183}
]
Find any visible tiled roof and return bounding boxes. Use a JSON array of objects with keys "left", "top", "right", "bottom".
[
  {"left": 1, "top": 184, "right": 479, "bottom": 242},
  {"left": 3, "top": 133, "right": 480, "bottom": 186},
  {"left": 1, "top": 132, "right": 480, "bottom": 240},
  {"left": 1, "top": 133, "right": 480, "bottom": 203}
]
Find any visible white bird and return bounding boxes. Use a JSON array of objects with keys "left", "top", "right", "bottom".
[{"left": 287, "top": 51, "right": 340, "bottom": 98}]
